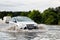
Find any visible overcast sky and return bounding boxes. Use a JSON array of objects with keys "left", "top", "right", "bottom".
[{"left": 0, "top": 0, "right": 60, "bottom": 12}]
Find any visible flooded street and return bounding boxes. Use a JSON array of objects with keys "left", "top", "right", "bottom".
[
  {"left": 0, "top": 31, "right": 60, "bottom": 40},
  {"left": 0, "top": 24, "right": 60, "bottom": 40},
  {"left": 0, "top": 32, "right": 39, "bottom": 40}
]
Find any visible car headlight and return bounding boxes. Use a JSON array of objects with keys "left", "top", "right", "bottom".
[
  {"left": 21, "top": 24, "right": 26, "bottom": 27},
  {"left": 17, "top": 24, "right": 26, "bottom": 28}
]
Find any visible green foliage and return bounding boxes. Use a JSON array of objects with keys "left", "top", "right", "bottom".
[
  {"left": 45, "top": 16, "right": 54, "bottom": 24},
  {"left": 42, "top": 7, "right": 58, "bottom": 25},
  {"left": 28, "top": 10, "right": 42, "bottom": 23},
  {"left": 20, "top": 12, "right": 29, "bottom": 16},
  {"left": 0, "top": 6, "right": 60, "bottom": 25},
  {"left": 58, "top": 13, "right": 60, "bottom": 25},
  {"left": 7, "top": 13, "right": 12, "bottom": 17}
]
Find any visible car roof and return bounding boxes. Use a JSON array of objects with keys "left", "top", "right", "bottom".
[{"left": 12, "top": 16, "right": 28, "bottom": 18}]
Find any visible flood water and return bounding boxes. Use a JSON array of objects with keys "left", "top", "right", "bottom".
[{"left": 0, "top": 24, "right": 60, "bottom": 40}]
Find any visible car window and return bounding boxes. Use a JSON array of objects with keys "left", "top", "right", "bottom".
[
  {"left": 16, "top": 17, "right": 33, "bottom": 22},
  {"left": 11, "top": 17, "right": 34, "bottom": 22},
  {"left": 11, "top": 18, "right": 16, "bottom": 22}
]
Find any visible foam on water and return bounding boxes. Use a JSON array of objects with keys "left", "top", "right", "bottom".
[{"left": 0, "top": 23, "right": 60, "bottom": 40}]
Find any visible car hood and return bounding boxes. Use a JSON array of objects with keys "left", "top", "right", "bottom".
[{"left": 17, "top": 22, "right": 37, "bottom": 24}]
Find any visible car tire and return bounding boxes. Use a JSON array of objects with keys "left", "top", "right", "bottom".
[{"left": 24, "top": 27, "right": 27, "bottom": 29}]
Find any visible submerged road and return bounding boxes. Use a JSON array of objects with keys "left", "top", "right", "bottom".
[{"left": 0, "top": 23, "right": 60, "bottom": 40}]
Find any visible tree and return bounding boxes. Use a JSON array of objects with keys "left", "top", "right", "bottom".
[
  {"left": 28, "top": 10, "right": 42, "bottom": 23},
  {"left": 42, "top": 8, "right": 57, "bottom": 24},
  {"left": 55, "top": 6, "right": 60, "bottom": 24}
]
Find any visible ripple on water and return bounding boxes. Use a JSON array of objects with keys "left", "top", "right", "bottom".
[{"left": 0, "top": 25, "right": 60, "bottom": 40}]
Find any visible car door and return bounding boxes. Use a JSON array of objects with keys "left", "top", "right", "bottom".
[{"left": 9, "top": 18, "right": 17, "bottom": 24}]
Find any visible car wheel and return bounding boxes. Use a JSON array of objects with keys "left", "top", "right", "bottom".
[
  {"left": 34, "top": 26, "right": 38, "bottom": 29},
  {"left": 24, "top": 27, "right": 27, "bottom": 29}
]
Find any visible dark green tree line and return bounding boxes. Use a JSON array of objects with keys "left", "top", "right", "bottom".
[{"left": 0, "top": 6, "right": 60, "bottom": 25}]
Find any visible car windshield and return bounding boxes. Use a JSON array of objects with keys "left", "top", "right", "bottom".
[{"left": 12, "top": 17, "right": 33, "bottom": 22}]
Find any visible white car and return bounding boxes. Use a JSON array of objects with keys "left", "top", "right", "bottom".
[{"left": 9, "top": 16, "right": 38, "bottom": 30}]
